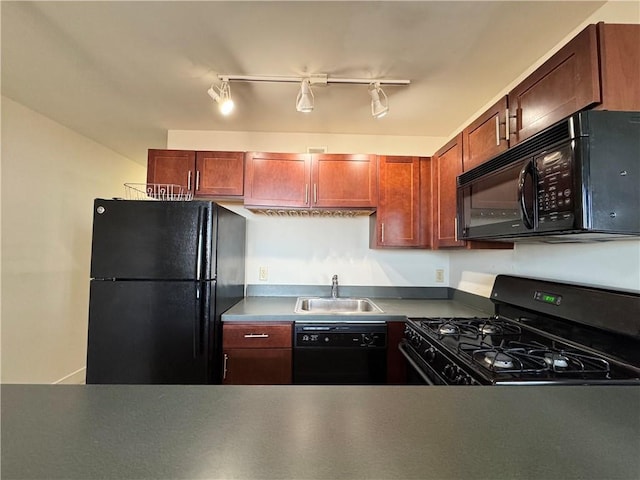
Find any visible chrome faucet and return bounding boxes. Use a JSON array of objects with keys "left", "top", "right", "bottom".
[{"left": 331, "top": 275, "right": 339, "bottom": 299}]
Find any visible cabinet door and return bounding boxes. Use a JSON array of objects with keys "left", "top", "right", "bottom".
[
  {"left": 462, "top": 96, "right": 509, "bottom": 172},
  {"left": 244, "top": 152, "right": 311, "bottom": 207},
  {"left": 147, "top": 149, "right": 195, "bottom": 193},
  {"left": 222, "top": 349, "right": 292, "bottom": 385},
  {"left": 222, "top": 323, "right": 292, "bottom": 348},
  {"left": 596, "top": 23, "right": 640, "bottom": 111},
  {"left": 432, "top": 134, "right": 465, "bottom": 248},
  {"left": 372, "top": 156, "right": 423, "bottom": 247},
  {"left": 508, "top": 24, "right": 600, "bottom": 144},
  {"left": 195, "top": 151, "right": 244, "bottom": 197},
  {"left": 312, "top": 154, "right": 377, "bottom": 208}
]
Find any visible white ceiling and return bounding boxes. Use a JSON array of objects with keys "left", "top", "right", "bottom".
[{"left": 2, "top": 1, "right": 607, "bottom": 164}]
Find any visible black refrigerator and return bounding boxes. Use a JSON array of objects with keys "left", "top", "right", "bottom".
[{"left": 86, "top": 199, "right": 246, "bottom": 384}]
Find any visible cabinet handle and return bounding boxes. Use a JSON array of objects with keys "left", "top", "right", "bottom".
[
  {"left": 223, "top": 353, "right": 228, "bottom": 380},
  {"left": 495, "top": 116, "right": 500, "bottom": 146},
  {"left": 381, "top": 223, "right": 385, "bottom": 243},
  {"left": 305, "top": 184, "right": 309, "bottom": 205},
  {"left": 244, "top": 333, "right": 269, "bottom": 338},
  {"left": 505, "top": 108, "right": 510, "bottom": 140},
  {"left": 313, "top": 184, "right": 317, "bottom": 204},
  {"left": 195, "top": 171, "right": 201, "bottom": 191},
  {"left": 187, "top": 171, "right": 192, "bottom": 191},
  {"left": 454, "top": 216, "right": 459, "bottom": 242}
]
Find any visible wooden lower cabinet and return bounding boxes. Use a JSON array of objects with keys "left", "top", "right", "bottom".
[
  {"left": 222, "top": 322, "right": 292, "bottom": 385},
  {"left": 386, "top": 321, "right": 407, "bottom": 384}
]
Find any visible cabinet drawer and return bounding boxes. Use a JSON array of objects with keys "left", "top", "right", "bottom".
[{"left": 222, "top": 322, "right": 292, "bottom": 348}]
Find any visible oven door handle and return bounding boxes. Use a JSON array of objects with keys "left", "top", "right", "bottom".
[{"left": 398, "top": 341, "right": 435, "bottom": 385}]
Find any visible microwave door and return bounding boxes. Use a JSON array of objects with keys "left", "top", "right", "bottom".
[{"left": 518, "top": 159, "right": 536, "bottom": 230}]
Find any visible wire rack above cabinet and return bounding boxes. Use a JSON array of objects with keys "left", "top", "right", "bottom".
[{"left": 124, "top": 183, "right": 193, "bottom": 201}]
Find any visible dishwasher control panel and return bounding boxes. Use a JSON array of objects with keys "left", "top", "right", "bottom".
[{"left": 294, "top": 323, "right": 387, "bottom": 348}]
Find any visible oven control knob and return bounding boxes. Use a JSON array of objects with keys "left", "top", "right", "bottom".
[
  {"left": 423, "top": 347, "right": 436, "bottom": 363},
  {"left": 444, "top": 364, "right": 462, "bottom": 382},
  {"left": 362, "top": 333, "right": 375, "bottom": 345}
]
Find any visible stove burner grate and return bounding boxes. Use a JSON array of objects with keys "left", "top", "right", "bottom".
[
  {"left": 420, "top": 317, "right": 522, "bottom": 339},
  {"left": 465, "top": 341, "right": 612, "bottom": 376}
]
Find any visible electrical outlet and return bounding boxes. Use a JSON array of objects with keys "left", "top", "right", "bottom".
[
  {"left": 435, "top": 269, "right": 445, "bottom": 283},
  {"left": 259, "top": 266, "right": 268, "bottom": 281}
]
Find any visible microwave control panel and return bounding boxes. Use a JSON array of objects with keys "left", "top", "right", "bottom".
[{"left": 535, "top": 146, "right": 574, "bottom": 226}]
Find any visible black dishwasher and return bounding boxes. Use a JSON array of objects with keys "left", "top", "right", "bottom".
[{"left": 293, "top": 323, "right": 387, "bottom": 384}]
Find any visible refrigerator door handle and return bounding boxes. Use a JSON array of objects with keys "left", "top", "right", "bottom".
[
  {"left": 193, "top": 283, "right": 208, "bottom": 358},
  {"left": 195, "top": 207, "right": 205, "bottom": 281},
  {"left": 194, "top": 283, "right": 201, "bottom": 358}
]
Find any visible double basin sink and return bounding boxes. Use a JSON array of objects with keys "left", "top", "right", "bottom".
[{"left": 294, "top": 297, "right": 383, "bottom": 314}]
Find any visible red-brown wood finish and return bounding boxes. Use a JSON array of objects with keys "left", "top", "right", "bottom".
[
  {"left": 222, "top": 322, "right": 293, "bottom": 385},
  {"left": 222, "top": 323, "right": 292, "bottom": 349},
  {"left": 244, "top": 152, "right": 311, "bottom": 207},
  {"left": 147, "top": 149, "right": 244, "bottom": 198},
  {"left": 509, "top": 23, "right": 639, "bottom": 145},
  {"left": 245, "top": 153, "right": 377, "bottom": 209},
  {"left": 594, "top": 23, "right": 640, "bottom": 111},
  {"left": 432, "top": 134, "right": 465, "bottom": 248},
  {"left": 195, "top": 151, "right": 244, "bottom": 197},
  {"left": 509, "top": 24, "right": 600, "bottom": 144},
  {"left": 371, "top": 156, "right": 428, "bottom": 248},
  {"left": 147, "top": 149, "right": 195, "bottom": 192},
  {"left": 222, "top": 349, "right": 292, "bottom": 385},
  {"left": 462, "top": 96, "right": 509, "bottom": 172},
  {"left": 386, "top": 321, "right": 407, "bottom": 384},
  {"left": 312, "top": 154, "right": 377, "bottom": 208}
]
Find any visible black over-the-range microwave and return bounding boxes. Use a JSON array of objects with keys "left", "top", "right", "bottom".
[{"left": 457, "top": 110, "right": 640, "bottom": 243}]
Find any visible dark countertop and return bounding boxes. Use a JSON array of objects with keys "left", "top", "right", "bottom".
[
  {"left": 222, "top": 297, "right": 489, "bottom": 322},
  {"left": 2, "top": 385, "right": 639, "bottom": 480}
]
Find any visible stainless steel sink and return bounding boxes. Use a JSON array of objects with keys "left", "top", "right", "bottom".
[{"left": 294, "top": 297, "right": 383, "bottom": 314}]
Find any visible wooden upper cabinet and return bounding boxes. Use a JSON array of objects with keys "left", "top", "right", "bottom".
[
  {"left": 244, "top": 152, "right": 311, "bottom": 207},
  {"left": 313, "top": 154, "right": 377, "bottom": 208},
  {"left": 244, "top": 152, "right": 377, "bottom": 209},
  {"left": 147, "top": 149, "right": 244, "bottom": 198},
  {"left": 371, "top": 156, "right": 430, "bottom": 248},
  {"left": 432, "top": 134, "right": 465, "bottom": 248},
  {"left": 509, "top": 23, "right": 640, "bottom": 144},
  {"left": 195, "top": 151, "right": 244, "bottom": 197},
  {"left": 147, "top": 149, "right": 196, "bottom": 193},
  {"left": 462, "top": 96, "right": 509, "bottom": 172}
]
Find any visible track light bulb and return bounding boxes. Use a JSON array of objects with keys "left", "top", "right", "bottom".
[
  {"left": 207, "top": 81, "right": 234, "bottom": 116},
  {"left": 296, "top": 79, "right": 314, "bottom": 113},
  {"left": 369, "top": 82, "right": 389, "bottom": 118}
]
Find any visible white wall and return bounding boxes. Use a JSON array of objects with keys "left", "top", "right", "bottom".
[{"left": 1, "top": 97, "right": 146, "bottom": 383}]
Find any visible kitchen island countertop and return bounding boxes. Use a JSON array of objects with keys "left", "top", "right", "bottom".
[
  {"left": 2, "top": 384, "right": 639, "bottom": 480},
  {"left": 222, "top": 296, "right": 488, "bottom": 322}
]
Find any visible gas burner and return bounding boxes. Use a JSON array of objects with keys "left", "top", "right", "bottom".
[
  {"left": 438, "top": 323, "right": 459, "bottom": 335},
  {"left": 543, "top": 352, "right": 570, "bottom": 369},
  {"left": 479, "top": 323, "right": 499, "bottom": 335},
  {"left": 481, "top": 351, "right": 514, "bottom": 369}
]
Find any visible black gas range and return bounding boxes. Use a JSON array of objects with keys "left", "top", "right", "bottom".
[{"left": 400, "top": 275, "right": 640, "bottom": 386}]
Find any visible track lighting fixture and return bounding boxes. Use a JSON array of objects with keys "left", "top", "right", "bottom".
[
  {"left": 368, "top": 82, "right": 389, "bottom": 118},
  {"left": 207, "top": 79, "right": 234, "bottom": 115},
  {"left": 206, "top": 73, "right": 408, "bottom": 117},
  {"left": 296, "top": 79, "right": 314, "bottom": 113}
]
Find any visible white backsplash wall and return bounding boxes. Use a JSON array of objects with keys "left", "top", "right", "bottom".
[
  {"left": 221, "top": 204, "right": 449, "bottom": 287},
  {"left": 449, "top": 241, "right": 640, "bottom": 295}
]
